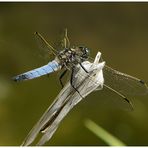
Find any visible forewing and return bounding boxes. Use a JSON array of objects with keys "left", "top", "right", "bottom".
[
  {"left": 103, "top": 65, "right": 148, "bottom": 96},
  {"left": 34, "top": 32, "right": 58, "bottom": 62},
  {"left": 102, "top": 84, "right": 133, "bottom": 111}
]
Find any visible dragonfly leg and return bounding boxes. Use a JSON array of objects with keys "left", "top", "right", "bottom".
[
  {"left": 59, "top": 69, "right": 67, "bottom": 88},
  {"left": 79, "top": 63, "right": 89, "bottom": 73},
  {"left": 64, "top": 28, "right": 70, "bottom": 48},
  {"left": 70, "top": 68, "right": 83, "bottom": 98}
]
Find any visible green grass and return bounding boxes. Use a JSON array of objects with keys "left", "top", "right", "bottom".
[{"left": 84, "top": 119, "right": 126, "bottom": 146}]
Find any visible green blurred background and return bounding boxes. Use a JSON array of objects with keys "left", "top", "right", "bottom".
[{"left": 0, "top": 2, "right": 148, "bottom": 146}]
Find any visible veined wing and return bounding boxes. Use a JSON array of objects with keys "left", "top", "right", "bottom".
[
  {"left": 34, "top": 32, "right": 57, "bottom": 56},
  {"left": 104, "top": 65, "right": 148, "bottom": 96},
  {"left": 13, "top": 60, "right": 61, "bottom": 82},
  {"left": 88, "top": 56, "right": 147, "bottom": 110},
  {"left": 102, "top": 84, "right": 133, "bottom": 111},
  {"left": 34, "top": 29, "right": 69, "bottom": 59},
  {"left": 21, "top": 52, "right": 105, "bottom": 146},
  {"left": 68, "top": 56, "right": 133, "bottom": 111}
]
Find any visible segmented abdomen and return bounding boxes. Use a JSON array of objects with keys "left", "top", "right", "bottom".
[{"left": 13, "top": 60, "right": 61, "bottom": 82}]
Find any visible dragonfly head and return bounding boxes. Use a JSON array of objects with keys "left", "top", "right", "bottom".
[{"left": 78, "top": 46, "right": 90, "bottom": 60}]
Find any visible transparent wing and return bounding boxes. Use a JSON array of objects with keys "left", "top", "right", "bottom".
[
  {"left": 12, "top": 60, "right": 61, "bottom": 82},
  {"left": 34, "top": 30, "right": 70, "bottom": 61},
  {"left": 34, "top": 32, "right": 57, "bottom": 55},
  {"left": 102, "top": 84, "right": 133, "bottom": 111},
  {"left": 34, "top": 32, "right": 57, "bottom": 61},
  {"left": 104, "top": 65, "right": 148, "bottom": 96},
  {"left": 71, "top": 59, "right": 133, "bottom": 111}
]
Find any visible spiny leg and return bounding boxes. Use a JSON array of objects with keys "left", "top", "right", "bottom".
[{"left": 59, "top": 69, "right": 67, "bottom": 88}]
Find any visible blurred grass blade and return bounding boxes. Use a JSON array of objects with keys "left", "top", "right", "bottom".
[{"left": 84, "top": 119, "right": 126, "bottom": 146}]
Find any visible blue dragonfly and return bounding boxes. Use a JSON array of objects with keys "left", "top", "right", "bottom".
[
  {"left": 20, "top": 50, "right": 147, "bottom": 146},
  {"left": 13, "top": 29, "right": 148, "bottom": 105},
  {"left": 13, "top": 30, "right": 92, "bottom": 96},
  {"left": 13, "top": 29, "right": 148, "bottom": 145}
]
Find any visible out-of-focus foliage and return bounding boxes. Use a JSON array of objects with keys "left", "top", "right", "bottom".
[
  {"left": 0, "top": 2, "right": 148, "bottom": 146},
  {"left": 85, "top": 119, "right": 126, "bottom": 146}
]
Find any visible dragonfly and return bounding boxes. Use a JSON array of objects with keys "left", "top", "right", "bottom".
[
  {"left": 13, "top": 29, "right": 148, "bottom": 105},
  {"left": 12, "top": 29, "right": 148, "bottom": 145}
]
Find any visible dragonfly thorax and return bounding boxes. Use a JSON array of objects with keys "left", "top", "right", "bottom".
[{"left": 57, "top": 46, "right": 90, "bottom": 67}]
